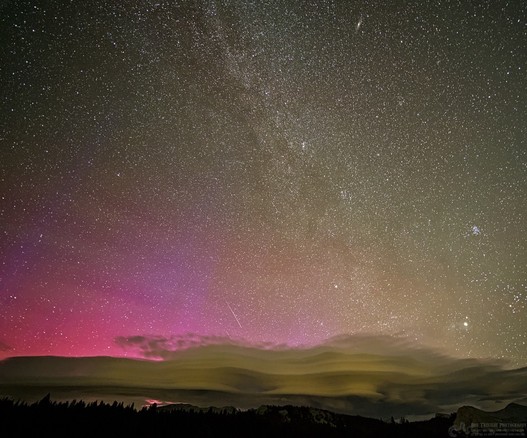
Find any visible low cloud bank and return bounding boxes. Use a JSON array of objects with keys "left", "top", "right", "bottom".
[{"left": 1, "top": 334, "right": 526, "bottom": 418}]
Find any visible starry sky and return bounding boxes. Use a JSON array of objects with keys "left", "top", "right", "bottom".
[{"left": 0, "top": 0, "right": 526, "bottom": 368}]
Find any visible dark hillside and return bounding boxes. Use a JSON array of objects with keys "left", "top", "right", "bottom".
[{"left": 0, "top": 396, "right": 455, "bottom": 437}]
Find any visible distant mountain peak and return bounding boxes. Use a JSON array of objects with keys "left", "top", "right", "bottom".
[{"left": 451, "top": 403, "right": 527, "bottom": 436}]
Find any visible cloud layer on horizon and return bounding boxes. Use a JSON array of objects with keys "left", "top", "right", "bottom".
[{"left": 1, "top": 334, "right": 526, "bottom": 418}]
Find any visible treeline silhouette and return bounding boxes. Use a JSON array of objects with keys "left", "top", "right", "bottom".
[{"left": 0, "top": 394, "right": 454, "bottom": 437}]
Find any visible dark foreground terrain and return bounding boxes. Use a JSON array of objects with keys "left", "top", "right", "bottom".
[{"left": 0, "top": 395, "right": 454, "bottom": 437}]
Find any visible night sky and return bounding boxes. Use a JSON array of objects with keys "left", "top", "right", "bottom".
[{"left": 1, "top": 0, "right": 526, "bottom": 371}]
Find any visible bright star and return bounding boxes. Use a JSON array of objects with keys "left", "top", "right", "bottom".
[{"left": 356, "top": 17, "right": 363, "bottom": 33}]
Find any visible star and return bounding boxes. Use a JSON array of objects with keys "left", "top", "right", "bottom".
[{"left": 356, "top": 17, "right": 363, "bottom": 33}]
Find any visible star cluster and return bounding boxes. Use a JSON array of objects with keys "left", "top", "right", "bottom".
[{"left": 1, "top": 0, "right": 525, "bottom": 365}]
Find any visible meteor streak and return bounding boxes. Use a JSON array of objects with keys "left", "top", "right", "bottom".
[{"left": 226, "top": 301, "right": 242, "bottom": 329}]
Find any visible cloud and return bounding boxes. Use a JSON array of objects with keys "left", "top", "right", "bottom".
[
  {"left": 114, "top": 333, "right": 284, "bottom": 359},
  {"left": 0, "top": 340, "right": 11, "bottom": 352},
  {"left": 0, "top": 334, "right": 525, "bottom": 418}
]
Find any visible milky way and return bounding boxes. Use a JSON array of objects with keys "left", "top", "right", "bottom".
[{"left": 1, "top": 1, "right": 525, "bottom": 366}]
